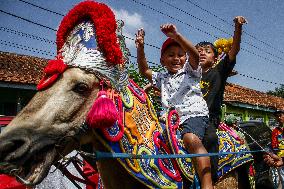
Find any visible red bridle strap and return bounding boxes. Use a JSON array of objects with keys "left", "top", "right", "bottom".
[{"left": 37, "top": 59, "right": 68, "bottom": 91}]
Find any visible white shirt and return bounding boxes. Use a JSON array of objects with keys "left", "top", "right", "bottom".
[{"left": 152, "top": 61, "right": 209, "bottom": 124}]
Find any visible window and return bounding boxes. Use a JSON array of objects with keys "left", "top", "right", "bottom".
[
  {"left": 0, "top": 102, "right": 17, "bottom": 116},
  {"left": 248, "top": 115, "right": 264, "bottom": 122},
  {"left": 225, "top": 113, "right": 243, "bottom": 122}
]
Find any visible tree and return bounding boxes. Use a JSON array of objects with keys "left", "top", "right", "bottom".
[
  {"left": 127, "top": 64, "right": 164, "bottom": 112},
  {"left": 267, "top": 84, "right": 284, "bottom": 98}
]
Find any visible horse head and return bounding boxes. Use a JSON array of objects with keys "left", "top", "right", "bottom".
[
  {"left": 0, "top": 1, "right": 127, "bottom": 186},
  {"left": 0, "top": 66, "right": 100, "bottom": 183}
]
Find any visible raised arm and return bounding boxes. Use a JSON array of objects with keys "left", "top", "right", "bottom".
[
  {"left": 135, "top": 28, "right": 152, "bottom": 82},
  {"left": 160, "top": 24, "right": 199, "bottom": 70},
  {"left": 228, "top": 16, "right": 247, "bottom": 61}
]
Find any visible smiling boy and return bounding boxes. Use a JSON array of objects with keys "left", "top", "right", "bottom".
[{"left": 135, "top": 24, "right": 213, "bottom": 189}]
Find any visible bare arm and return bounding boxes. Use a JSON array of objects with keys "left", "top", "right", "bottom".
[
  {"left": 160, "top": 24, "right": 199, "bottom": 70},
  {"left": 135, "top": 28, "right": 152, "bottom": 82},
  {"left": 264, "top": 152, "right": 284, "bottom": 167},
  {"left": 228, "top": 16, "right": 247, "bottom": 61}
]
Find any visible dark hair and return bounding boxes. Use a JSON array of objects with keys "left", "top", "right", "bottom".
[{"left": 196, "top": 41, "right": 218, "bottom": 57}]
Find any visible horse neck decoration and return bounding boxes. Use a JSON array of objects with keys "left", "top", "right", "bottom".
[{"left": 0, "top": 1, "right": 253, "bottom": 188}]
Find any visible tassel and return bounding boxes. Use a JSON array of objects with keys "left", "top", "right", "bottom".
[
  {"left": 87, "top": 91, "right": 118, "bottom": 128},
  {"left": 37, "top": 58, "right": 67, "bottom": 91}
]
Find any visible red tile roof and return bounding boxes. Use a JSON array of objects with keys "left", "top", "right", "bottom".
[
  {"left": 0, "top": 51, "right": 47, "bottom": 85},
  {"left": 224, "top": 83, "right": 284, "bottom": 111}
]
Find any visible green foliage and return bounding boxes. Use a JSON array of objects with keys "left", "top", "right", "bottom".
[
  {"left": 127, "top": 64, "right": 148, "bottom": 88},
  {"left": 127, "top": 63, "right": 164, "bottom": 113},
  {"left": 267, "top": 84, "right": 284, "bottom": 98}
]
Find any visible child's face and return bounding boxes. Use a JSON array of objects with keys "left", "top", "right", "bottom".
[
  {"left": 161, "top": 45, "right": 186, "bottom": 74},
  {"left": 196, "top": 45, "right": 216, "bottom": 70},
  {"left": 276, "top": 113, "right": 284, "bottom": 124}
]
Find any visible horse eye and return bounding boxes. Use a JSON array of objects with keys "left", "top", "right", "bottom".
[{"left": 73, "top": 82, "right": 89, "bottom": 94}]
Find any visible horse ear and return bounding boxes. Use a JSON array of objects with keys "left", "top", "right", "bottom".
[{"left": 86, "top": 91, "right": 118, "bottom": 129}]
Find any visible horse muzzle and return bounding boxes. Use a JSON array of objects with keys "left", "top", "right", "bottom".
[{"left": 0, "top": 130, "right": 58, "bottom": 185}]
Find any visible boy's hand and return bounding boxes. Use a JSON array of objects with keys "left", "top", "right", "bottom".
[
  {"left": 135, "top": 28, "right": 145, "bottom": 48},
  {"left": 263, "top": 152, "right": 284, "bottom": 167},
  {"left": 160, "top": 24, "right": 179, "bottom": 39},
  {"left": 233, "top": 16, "right": 247, "bottom": 26}
]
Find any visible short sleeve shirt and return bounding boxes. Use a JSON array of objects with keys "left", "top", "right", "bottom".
[
  {"left": 152, "top": 61, "right": 209, "bottom": 124},
  {"left": 201, "top": 54, "right": 236, "bottom": 119}
]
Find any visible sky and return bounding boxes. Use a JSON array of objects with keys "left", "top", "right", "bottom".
[{"left": 0, "top": 0, "right": 283, "bottom": 93}]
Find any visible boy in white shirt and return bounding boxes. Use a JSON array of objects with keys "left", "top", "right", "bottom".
[{"left": 135, "top": 24, "right": 212, "bottom": 189}]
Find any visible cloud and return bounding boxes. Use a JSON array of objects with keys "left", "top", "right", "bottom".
[
  {"left": 112, "top": 8, "right": 145, "bottom": 48},
  {"left": 113, "top": 9, "right": 144, "bottom": 29}
]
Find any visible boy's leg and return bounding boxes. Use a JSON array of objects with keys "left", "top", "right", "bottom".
[
  {"left": 203, "top": 121, "right": 219, "bottom": 183},
  {"left": 183, "top": 133, "right": 213, "bottom": 189}
]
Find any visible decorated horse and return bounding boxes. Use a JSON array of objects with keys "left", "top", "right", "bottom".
[{"left": 0, "top": 1, "right": 254, "bottom": 188}]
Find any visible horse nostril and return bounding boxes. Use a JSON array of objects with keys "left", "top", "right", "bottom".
[
  {"left": 0, "top": 138, "right": 29, "bottom": 162},
  {"left": 0, "top": 141, "right": 14, "bottom": 151},
  {"left": 0, "top": 141, "right": 15, "bottom": 161}
]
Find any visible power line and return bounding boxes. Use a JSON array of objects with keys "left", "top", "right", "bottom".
[
  {"left": 184, "top": 0, "right": 232, "bottom": 25},
  {"left": 14, "top": 0, "right": 284, "bottom": 64},
  {"left": 238, "top": 73, "right": 282, "bottom": 85},
  {"left": 123, "top": 36, "right": 283, "bottom": 68},
  {"left": 243, "top": 41, "right": 284, "bottom": 61},
  {"left": 241, "top": 48, "right": 284, "bottom": 66},
  {"left": 0, "top": 39, "right": 54, "bottom": 57},
  {"left": 0, "top": 26, "right": 55, "bottom": 44},
  {"left": 0, "top": 25, "right": 158, "bottom": 52},
  {"left": 158, "top": 0, "right": 284, "bottom": 62},
  {"left": 129, "top": 0, "right": 218, "bottom": 38},
  {"left": 0, "top": 9, "right": 56, "bottom": 31},
  {"left": 129, "top": 54, "right": 160, "bottom": 66},
  {"left": 0, "top": 26, "right": 158, "bottom": 52},
  {"left": 0, "top": 21, "right": 281, "bottom": 85},
  {"left": 128, "top": 56, "right": 283, "bottom": 86},
  {"left": 17, "top": 0, "right": 64, "bottom": 17},
  {"left": 129, "top": 0, "right": 284, "bottom": 67},
  {"left": 0, "top": 30, "right": 281, "bottom": 86},
  {"left": 124, "top": 36, "right": 160, "bottom": 49},
  {"left": 184, "top": 0, "right": 284, "bottom": 54},
  {"left": 159, "top": 0, "right": 231, "bottom": 35}
]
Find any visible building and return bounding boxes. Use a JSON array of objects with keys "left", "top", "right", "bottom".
[
  {"left": 0, "top": 51, "right": 47, "bottom": 132},
  {"left": 223, "top": 83, "right": 284, "bottom": 127}
]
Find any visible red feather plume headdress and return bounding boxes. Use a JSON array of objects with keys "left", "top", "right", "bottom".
[
  {"left": 37, "top": 1, "right": 128, "bottom": 91},
  {"left": 37, "top": 1, "right": 129, "bottom": 132}
]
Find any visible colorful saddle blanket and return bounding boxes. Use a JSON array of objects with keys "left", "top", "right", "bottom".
[{"left": 95, "top": 79, "right": 253, "bottom": 188}]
